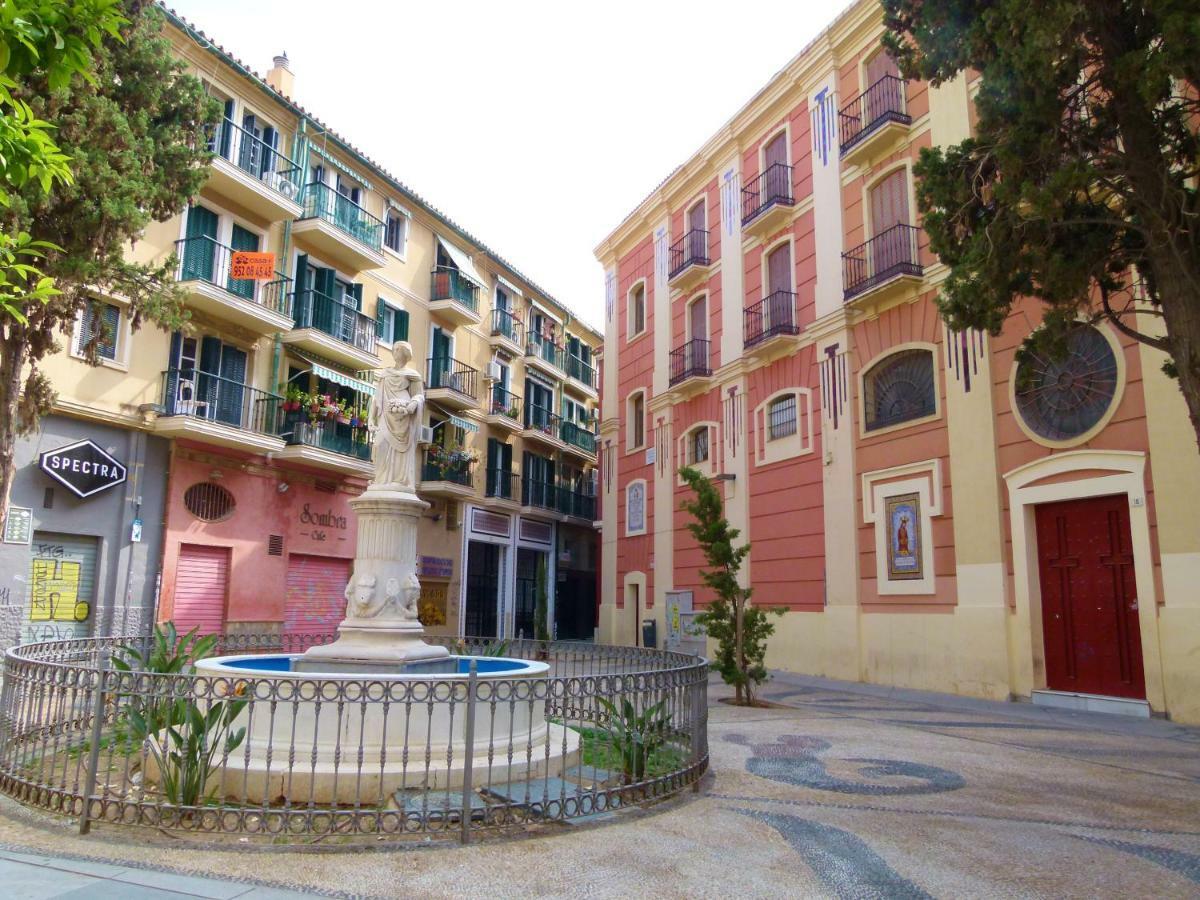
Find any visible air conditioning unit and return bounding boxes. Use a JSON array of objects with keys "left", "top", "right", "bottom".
[
  {"left": 485, "top": 361, "right": 502, "bottom": 381},
  {"left": 417, "top": 425, "right": 435, "bottom": 446},
  {"left": 271, "top": 173, "right": 299, "bottom": 200}
]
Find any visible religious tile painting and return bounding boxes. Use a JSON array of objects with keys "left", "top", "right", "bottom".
[{"left": 885, "top": 492, "right": 923, "bottom": 581}]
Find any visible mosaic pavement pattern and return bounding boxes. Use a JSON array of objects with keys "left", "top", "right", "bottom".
[{"left": 0, "top": 672, "right": 1197, "bottom": 898}]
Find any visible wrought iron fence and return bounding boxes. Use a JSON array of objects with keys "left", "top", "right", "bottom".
[
  {"left": 743, "top": 290, "right": 800, "bottom": 348},
  {"left": 842, "top": 223, "right": 922, "bottom": 301},
  {"left": 741, "top": 162, "right": 794, "bottom": 225},
  {"left": 486, "top": 467, "right": 518, "bottom": 500},
  {"left": 669, "top": 338, "right": 711, "bottom": 386},
  {"left": 292, "top": 288, "right": 378, "bottom": 355},
  {"left": 427, "top": 357, "right": 479, "bottom": 400},
  {"left": 159, "top": 369, "right": 283, "bottom": 437},
  {"left": 491, "top": 308, "right": 523, "bottom": 344},
  {"left": 564, "top": 353, "right": 596, "bottom": 389},
  {"left": 301, "top": 181, "right": 384, "bottom": 251},
  {"left": 0, "top": 634, "right": 707, "bottom": 844},
  {"left": 526, "top": 332, "right": 565, "bottom": 372},
  {"left": 489, "top": 385, "right": 522, "bottom": 422},
  {"left": 431, "top": 265, "right": 481, "bottom": 312},
  {"left": 208, "top": 119, "right": 302, "bottom": 198},
  {"left": 560, "top": 420, "right": 597, "bottom": 455},
  {"left": 838, "top": 74, "right": 910, "bottom": 156},
  {"left": 668, "top": 228, "right": 710, "bottom": 279}
]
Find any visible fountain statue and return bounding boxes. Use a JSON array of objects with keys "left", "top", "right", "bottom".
[{"left": 298, "top": 340, "right": 449, "bottom": 668}]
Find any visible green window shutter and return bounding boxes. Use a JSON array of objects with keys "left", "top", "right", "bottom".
[
  {"left": 375, "top": 301, "right": 385, "bottom": 339},
  {"left": 228, "top": 225, "right": 259, "bottom": 298},
  {"left": 97, "top": 303, "right": 119, "bottom": 360},
  {"left": 348, "top": 283, "right": 363, "bottom": 310},
  {"left": 395, "top": 309, "right": 409, "bottom": 342}
]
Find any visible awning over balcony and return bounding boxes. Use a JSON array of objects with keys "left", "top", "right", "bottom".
[
  {"left": 496, "top": 274, "right": 523, "bottom": 296},
  {"left": 436, "top": 235, "right": 483, "bottom": 287},
  {"left": 289, "top": 350, "right": 376, "bottom": 395},
  {"left": 429, "top": 407, "right": 479, "bottom": 434}
]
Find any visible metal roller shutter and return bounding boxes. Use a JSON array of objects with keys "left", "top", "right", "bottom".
[
  {"left": 172, "top": 544, "right": 229, "bottom": 636},
  {"left": 26, "top": 532, "right": 99, "bottom": 643},
  {"left": 284, "top": 554, "right": 350, "bottom": 640}
]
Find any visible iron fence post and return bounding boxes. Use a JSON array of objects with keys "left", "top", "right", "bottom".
[
  {"left": 460, "top": 659, "right": 478, "bottom": 845},
  {"left": 78, "top": 654, "right": 109, "bottom": 835}
]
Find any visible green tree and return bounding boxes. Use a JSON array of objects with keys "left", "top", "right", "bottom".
[
  {"left": 679, "top": 466, "right": 782, "bottom": 706},
  {"left": 0, "top": 0, "right": 217, "bottom": 526},
  {"left": 881, "top": 0, "right": 1200, "bottom": 450}
]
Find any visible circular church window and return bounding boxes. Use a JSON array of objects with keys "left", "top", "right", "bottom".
[
  {"left": 1014, "top": 325, "right": 1118, "bottom": 442},
  {"left": 184, "top": 482, "right": 236, "bottom": 522}
]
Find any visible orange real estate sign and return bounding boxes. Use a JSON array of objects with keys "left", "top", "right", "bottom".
[{"left": 229, "top": 251, "right": 276, "bottom": 280}]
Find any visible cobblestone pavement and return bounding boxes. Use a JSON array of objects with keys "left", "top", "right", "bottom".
[{"left": 1, "top": 672, "right": 1198, "bottom": 899}]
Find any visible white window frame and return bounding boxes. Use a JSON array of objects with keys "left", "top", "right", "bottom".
[
  {"left": 70, "top": 297, "right": 130, "bottom": 371},
  {"left": 382, "top": 206, "right": 409, "bottom": 260},
  {"left": 626, "top": 389, "right": 647, "bottom": 453},
  {"left": 626, "top": 279, "right": 647, "bottom": 341},
  {"left": 754, "top": 388, "right": 814, "bottom": 467}
]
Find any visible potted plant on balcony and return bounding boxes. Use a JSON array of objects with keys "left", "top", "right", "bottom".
[{"left": 506, "top": 403, "right": 520, "bottom": 421}]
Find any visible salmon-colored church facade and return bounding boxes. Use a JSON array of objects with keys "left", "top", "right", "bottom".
[{"left": 594, "top": 0, "right": 1200, "bottom": 722}]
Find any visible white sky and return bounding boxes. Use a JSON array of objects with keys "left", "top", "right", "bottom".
[{"left": 166, "top": 0, "right": 837, "bottom": 329}]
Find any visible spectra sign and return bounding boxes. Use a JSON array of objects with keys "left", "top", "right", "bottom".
[{"left": 39, "top": 439, "right": 128, "bottom": 499}]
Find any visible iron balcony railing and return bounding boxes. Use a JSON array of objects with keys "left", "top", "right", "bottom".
[
  {"left": 668, "top": 228, "right": 710, "bottom": 279},
  {"left": 524, "top": 403, "right": 562, "bottom": 438},
  {"left": 558, "top": 487, "right": 597, "bottom": 520},
  {"left": 208, "top": 118, "right": 302, "bottom": 198},
  {"left": 431, "top": 265, "right": 481, "bottom": 313},
  {"left": 490, "top": 307, "right": 523, "bottom": 345},
  {"left": 839, "top": 75, "right": 910, "bottom": 156},
  {"left": 744, "top": 290, "right": 801, "bottom": 347},
  {"left": 526, "top": 331, "right": 565, "bottom": 372},
  {"left": 301, "top": 181, "right": 384, "bottom": 251},
  {"left": 669, "top": 338, "right": 712, "bottom": 386},
  {"left": 427, "top": 356, "right": 479, "bottom": 400},
  {"left": 486, "top": 467, "right": 518, "bottom": 500},
  {"left": 741, "top": 162, "right": 794, "bottom": 225},
  {"left": 560, "top": 420, "right": 597, "bottom": 455},
  {"left": 160, "top": 367, "right": 283, "bottom": 436},
  {"left": 565, "top": 353, "right": 596, "bottom": 389},
  {"left": 420, "top": 448, "right": 475, "bottom": 486},
  {"left": 522, "top": 477, "right": 558, "bottom": 511},
  {"left": 488, "top": 385, "right": 522, "bottom": 422},
  {"left": 842, "top": 223, "right": 922, "bottom": 301},
  {"left": 292, "top": 288, "right": 378, "bottom": 355},
  {"left": 175, "top": 236, "right": 293, "bottom": 317},
  {"left": 283, "top": 419, "right": 371, "bottom": 461}
]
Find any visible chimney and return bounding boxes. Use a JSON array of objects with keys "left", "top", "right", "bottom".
[{"left": 266, "top": 52, "right": 293, "bottom": 98}]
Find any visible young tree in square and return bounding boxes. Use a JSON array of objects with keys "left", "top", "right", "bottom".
[
  {"left": 0, "top": 0, "right": 219, "bottom": 526},
  {"left": 882, "top": 0, "right": 1200, "bottom": 450},
  {"left": 679, "top": 466, "right": 782, "bottom": 706}
]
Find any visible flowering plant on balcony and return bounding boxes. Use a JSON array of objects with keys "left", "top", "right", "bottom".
[
  {"left": 424, "top": 442, "right": 477, "bottom": 482},
  {"left": 283, "top": 386, "right": 306, "bottom": 412}
]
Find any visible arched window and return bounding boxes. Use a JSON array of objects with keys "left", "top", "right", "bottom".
[
  {"left": 626, "top": 390, "right": 646, "bottom": 451},
  {"left": 627, "top": 282, "right": 646, "bottom": 337},
  {"left": 863, "top": 348, "right": 937, "bottom": 432}
]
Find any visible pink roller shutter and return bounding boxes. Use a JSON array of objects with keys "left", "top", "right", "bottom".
[
  {"left": 767, "top": 244, "right": 792, "bottom": 294},
  {"left": 690, "top": 294, "right": 707, "bottom": 342},
  {"left": 764, "top": 131, "right": 787, "bottom": 169},
  {"left": 171, "top": 544, "right": 229, "bottom": 636},
  {"left": 865, "top": 49, "right": 899, "bottom": 87},
  {"left": 869, "top": 168, "right": 910, "bottom": 235},
  {"left": 284, "top": 554, "right": 351, "bottom": 640}
]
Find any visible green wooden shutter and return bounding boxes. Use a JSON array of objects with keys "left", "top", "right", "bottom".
[
  {"left": 182, "top": 205, "right": 219, "bottom": 283},
  {"left": 348, "top": 283, "right": 363, "bottom": 310},
  {"left": 394, "top": 309, "right": 409, "bottom": 342},
  {"left": 375, "top": 301, "right": 386, "bottom": 339}
]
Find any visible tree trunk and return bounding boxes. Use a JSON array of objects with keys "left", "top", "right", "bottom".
[
  {"left": 734, "top": 597, "right": 746, "bottom": 705},
  {"left": 1147, "top": 253, "right": 1200, "bottom": 455},
  {"left": 0, "top": 333, "right": 28, "bottom": 535}
]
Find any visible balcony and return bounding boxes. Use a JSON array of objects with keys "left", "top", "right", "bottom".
[
  {"left": 557, "top": 487, "right": 597, "bottom": 521},
  {"left": 741, "top": 163, "right": 795, "bottom": 238},
  {"left": 839, "top": 75, "right": 911, "bottom": 167},
  {"left": 485, "top": 467, "right": 519, "bottom": 506},
  {"left": 275, "top": 418, "right": 373, "bottom": 477},
  {"left": 489, "top": 308, "right": 524, "bottom": 354},
  {"left": 426, "top": 357, "right": 479, "bottom": 410},
  {"left": 667, "top": 228, "right": 713, "bottom": 293},
  {"left": 560, "top": 420, "right": 597, "bottom": 460},
  {"left": 419, "top": 447, "right": 476, "bottom": 499},
  {"left": 842, "top": 224, "right": 923, "bottom": 304},
  {"left": 523, "top": 404, "right": 565, "bottom": 450},
  {"left": 744, "top": 290, "right": 801, "bottom": 352},
  {"left": 668, "top": 338, "right": 712, "bottom": 388},
  {"left": 154, "top": 368, "right": 285, "bottom": 454},
  {"left": 525, "top": 332, "right": 566, "bottom": 380},
  {"left": 283, "top": 288, "right": 379, "bottom": 370},
  {"left": 430, "top": 266, "right": 482, "bottom": 326},
  {"left": 174, "top": 236, "right": 294, "bottom": 335},
  {"left": 563, "top": 353, "right": 598, "bottom": 399},
  {"left": 485, "top": 385, "right": 523, "bottom": 433},
  {"left": 521, "top": 478, "right": 560, "bottom": 515},
  {"left": 293, "top": 181, "right": 386, "bottom": 272},
  {"left": 205, "top": 119, "right": 303, "bottom": 222}
]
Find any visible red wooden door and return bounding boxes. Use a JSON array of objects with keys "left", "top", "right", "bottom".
[
  {"left": 763, "top": 131, "right": 787, "bottom": 169},
  {"left": 689, "top": 294, "right": 707, "bottom": 341},
  {"left": 284, "top": 554, "right": 351, "bottom": 642},
  {"left": 172, "top": 544, "right": 229, "bottom": 636},
  {"left": 688, "top": 200, "right": 705, "bottom": 233},
  {"left": 1035, "top": 495, "right": 1144, "bottom": 699},
  {"left": 865, "top": 48, "right": 899, "bottom": 87},
  {"left": 767, "top": 243, "right": 791, "bottom": 295}
]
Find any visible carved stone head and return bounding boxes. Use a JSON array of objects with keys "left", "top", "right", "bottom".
[
  {"left": 346, "top": 574, "right": 377, "bottom": 616},
  {"left": 391, "top": 340, "right": 413, "bottom": 369}
]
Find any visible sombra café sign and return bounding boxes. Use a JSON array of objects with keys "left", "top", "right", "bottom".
[{"left": 39, "top": 439, "right": 127, "bottom": 499}]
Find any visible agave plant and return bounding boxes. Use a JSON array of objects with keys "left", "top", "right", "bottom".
[{"left": 596, "top": 696, "right": 673, "bottom": 784}]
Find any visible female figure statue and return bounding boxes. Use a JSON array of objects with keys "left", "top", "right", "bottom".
[{"left": 368, "top": 341, "right": 425, "bottom": 490}]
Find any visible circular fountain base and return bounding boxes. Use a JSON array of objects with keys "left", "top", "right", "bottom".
[{"left": 186, "top": 654, "right": 580, "bottom": 805}]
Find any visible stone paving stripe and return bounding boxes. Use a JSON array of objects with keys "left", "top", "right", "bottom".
[
  {"left": 2, "top": 858, "right": 98, "bottom": 900},
  {"left": 1076, "top": 835, "right": 1200, "bottom": 885},
  {"left": 734, "top": 807, "right": 932, "bottom": 900}
]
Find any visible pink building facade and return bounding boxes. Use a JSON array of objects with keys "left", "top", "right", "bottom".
[{"left": 595, "top": 0, "right": 1200, "bottom": 722}]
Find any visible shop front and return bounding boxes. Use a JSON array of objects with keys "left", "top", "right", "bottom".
[
  {"left": 459, "top": 505, "right": 557, "bottom": 640},
  {"left": 157, "top": 445, "right": 361, "bottom": 637},
  {"left": 0, "top": 414, "right": 168, "bottom": 649}
]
